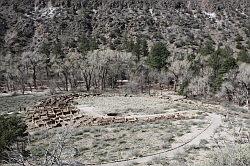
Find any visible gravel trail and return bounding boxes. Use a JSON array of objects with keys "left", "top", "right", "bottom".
[{"left": 92, "top": 113, "right": 222, "bottom": 166}]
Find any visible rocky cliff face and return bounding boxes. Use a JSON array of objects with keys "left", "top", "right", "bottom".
[{"left": 0, "top": 0, "right": 249, "bottom": 56}]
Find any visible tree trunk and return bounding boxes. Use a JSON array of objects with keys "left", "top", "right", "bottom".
[
  {"left": 140, "top": 84, "right": 144, "bottom": 93},
  {"left": 245, "top": 84, "right": 249, "bottom": 110},
  {"left": 101, "top": 68, "right": 107, "bottom": 90},
  {"left": 160, "top": 83, "right": 163, "bottom": 95},
  {"left": 147, "top": 77, "right": 151, "bottom": 95},
  {"left": 84, "top": 73, "right": 91, "bottom": 91},
  {"left": 28, "top": 83, "right": 32, "bottom": 92},
  {"left": 63, "top": 72, "right": 69, "bottom": 91},
  {"left": 6, "top": 78, "right": 10, "bottom": 92},
  {"left": 241, "top": 82, "right": 249, "bottom": 109},
  {"left": 32, "top": 65, "right": 37, "bottom": 90},
  {"left": 169, "top": 70, "right": 179, "bottom": 92},
  {"left": 139, "top": 77, "right": 144, "bottom": 93},
  {"left": 148, "top": 84, "right": 151, "bottom": 95},
  {"left": 21, "top": 80, "right": 25, "bottom": 95},
  {"left": 12, "top": 84, "right": 16, "bottom": 92},
  {"left": 70, "top": 72, "right": 77, "bottom": 90},
  {"left": 46, "top": 65, "right": 50, "bottom": 80},
  {"left": 173, "top": 77, "right": 178, "bottom": 92},
  {"left": 83, "top": 70, "right": 93, "bottom": 92}
]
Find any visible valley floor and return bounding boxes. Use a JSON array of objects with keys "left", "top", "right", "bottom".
[{"left": 1, "top": 91, "right": 249, "bottom": 165}]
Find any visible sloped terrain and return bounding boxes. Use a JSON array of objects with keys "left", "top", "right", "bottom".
[
  {"left": 0, "top": 0, "right": 249, "bottom": 55},
  {"left": 24, "top": 93, "right": 249, "bottom": 165}
]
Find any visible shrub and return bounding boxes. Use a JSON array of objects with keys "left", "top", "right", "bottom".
[
  {"left": 208, "top": 47, "right": 238, "bottom": 92},
  {"left": 187, "top": 54, "right": 196, "bottom": 62},
  {"left": 235, "top": 34, "right": 244, "bottom": 42},
  {"left": 238, "top": 49, "right": 250, "bottom": 63},
  {"left": 0, "top": 114, "right": 28, "bottom": 161},
  {"left": 247, "top": 40, "right": 250, "bottom": 49},
  {"left": 200, "top": 40, "right": 215, "bottom": 56},
  {"left": 202, "top": 144, "right": 250, "bottom": 166},
  {"left": 236, "top": 41, "right": 244, "bottom": 50}
]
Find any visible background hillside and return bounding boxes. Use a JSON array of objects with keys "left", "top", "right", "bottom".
[
  {"left": 0, "top": 0, "right": 249, "bottom": 54},
  {"left": 0, "top": 0, "right": 249, "bottom": 106}
]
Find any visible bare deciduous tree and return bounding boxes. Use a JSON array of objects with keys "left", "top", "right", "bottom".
[
  {"left": 168, "top": 59, "right": 190, "bottom": 91},
  {"left": 236, "top": 63, "right": 250, "bottom": 109}
]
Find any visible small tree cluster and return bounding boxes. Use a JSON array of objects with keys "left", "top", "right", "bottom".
[
  {"left": 123, "top": 36, "right": 149, "bottom": 63},
  {"left": 0, "top": 114, "right": 28, "bottom": 163},
  {"left": 208, "top": 46, "right": 238, "bottom": 92}
]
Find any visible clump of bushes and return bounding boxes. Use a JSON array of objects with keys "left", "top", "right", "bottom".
[
  {"left": 203, "top": 144, "right": 250, "bottom": 166},
  {"left": 0, "top": 114, "right": 28, "bottom": 162},
  {"left": 208, "top": 46, "right": 238, "bottom": 92},
  {"left": 238, "top": 49, "right": 250, "bottom": 63}
]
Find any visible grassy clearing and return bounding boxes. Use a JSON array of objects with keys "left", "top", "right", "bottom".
[
  {"left": 76, "top": 96, "right": 208, "bottom": 115},
  {"left": 29, "top": 120, "right": 193, "bottom": 164},
  {"left": 0, "top": 94, "right": 46, "bottom": 114},
  {"left": 26, "top": 95, "right": 210, "bottom": 164}
]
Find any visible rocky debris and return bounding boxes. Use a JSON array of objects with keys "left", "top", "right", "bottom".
[{"left": 78, "top": 111, "right": 197, "bottom": 127}]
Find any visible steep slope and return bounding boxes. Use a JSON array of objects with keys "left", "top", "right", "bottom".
[{"left": 0, "top": 0, "right": 249, "bottom": 56}]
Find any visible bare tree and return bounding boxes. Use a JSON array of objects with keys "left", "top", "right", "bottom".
[
  {"left": 236, "top": 63, "right": 250, "bottom": 109},
  {"left": 78, "top": 49, "right": 132, "bottom": 91},
  {"left": 21, "top": 51, "right": 42, "bottom": 90},
  {"left": 219, "top": 64, "right": 250, "bottom": 108},
  {"left": 187, "top": 67, "right": 212, "bottom": 97},
  {"left": 220, "top": 81, "right": 234, "bottom": 102},
  {"left": 168, "top": 59, "right": 190, "bottom": 91}
]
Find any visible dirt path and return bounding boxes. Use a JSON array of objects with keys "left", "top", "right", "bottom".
[{"left": 93, "top": 113, "right": 222, "bottom": 166}]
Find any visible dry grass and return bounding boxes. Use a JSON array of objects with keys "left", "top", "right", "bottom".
[
  {"left": 75, "top": 96, "right": 208, "bottom": 115},
  {"left": 26, "top": 95, "right": 212, "bottom": 164},
  {"left": 0, "top": 94, "right": 46, "bottom": 114},
  {"left": 28, "top": 119, "right": 194, "bottom": 164},
  {"left": 201, "top": 144, "right": 250, "bottom": 166}
]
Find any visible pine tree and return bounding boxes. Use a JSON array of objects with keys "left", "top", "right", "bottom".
[
  {"left": 133, "top": 38, "right": 142, "bottom": 63},
  {"left": 208, "top": 47, "right": 238, "bottom": 92},
  {"left": 237, "top": 49, "right": 250, "bottom": 63},
  {"left": 127, "top": 38, "right": 135, "bottom": 52},
  {"left": 147, "top": 42, "right": 170, "bottom": 71},
  {"left": 141, "top": 39, "right": 149, "bottom": 57},
  {"left": 52, "top": 40, "right": 65, "bottom": 59},
  {"left": 200, "top": 40, "right": 215, "bottom": 56},
  {"left": 78, "top": 36, "right": 89, "bottom": 54},
  {"left": 0, "top": 115, "right": 27, "bottom": 161}
]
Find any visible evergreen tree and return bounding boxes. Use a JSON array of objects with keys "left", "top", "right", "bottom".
[
  {"left": 133, "top": 38, "right": 142, "bottom": 63},
  {"left": 89, "top": 37, "right": 99, "bottom": 51},
  {"left": 78, "top": 36, "right": 99, "bottom": 55},
  {"left": 208, "top": 47, "right": 238, "bottom": 92},
  {"left": 200, "top": 40, "right": 215, "bottom": 56},
  {"left": 52, "top": 40, "right": 65, "bottom": 59},
  {"left": 247, "top": 40, "right": 250, "bottom": 49},
  {"left": 141, "top": 39, "right": 149, "bottom": 57},
  {"left": 147, "top": 42, "right": 170, "bottom": 71},
  {"left": 0, "top": 114, "right": 28, "bottom": 161},
  {"left": 126, "top": 38, "right": 135, "bottom": 52},
  {"left": 39, "top": 41, "right": 51, "bottom": 56},
  {"left": 237, "top": 49, "right": 250, "bottom": 63}
]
